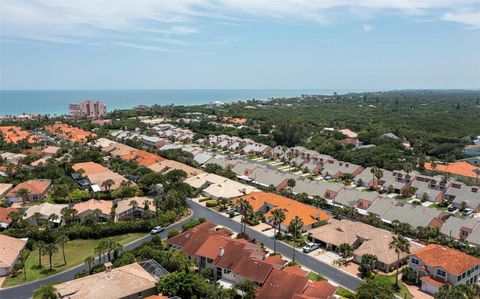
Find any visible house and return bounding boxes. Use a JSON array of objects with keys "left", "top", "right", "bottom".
[
  {"left": 44, "top": 123, "right": 96, "bottom": 143},
  {"left": 73, "top": 199, "right": 113, "bottom": 222},
  {"left": 24, "top": 202, "right": 67, "bottom": 226},
  {"left": 379, "top": 170, "right": 413, "bottom": 194},
  {"left": 409, "top": 244, "right": 480, "bottom": 294},
  {"left": 310, "top": 219, "right": 419, "bottom": 272},
  {"left": 444, "top": 183, "right": 480, "bottom": 211},
  {"left": 321, "top": 161, "right": 364, "bottom": 179},
  {"left": 440, "top": 217, "right": 480, "bottom": 244},
  {"left": 424, "top": 162, "right": 480, "bottom": 183},
  {"left": 355, "top": 167, "right": 381, "bottom": 188},
  {"left": 233, "top": 192, "right": 331, "bottom": 232},
  {"left": 0, "top": 126, "right": 40, "bottom": 144},
  {"left": 0, "top": 207, "right": 17, "bottom": 229},
  {"left": 464, "top": 145, "right": 480, "bottom": 156},
  {"left": 338, "top": 129, "right": 358, "bottom": 138},
  {"left": 0, "top": 152, "right": 27, "bottom": 164},
  {"left": 0, "top": 183, "right": 13, "bottom": 200},
  {"left": 291, "top": 180, "right": 344, "bottom": 200},
  {"left": 411, "top": 180, "right": 444, "bottom": 202},
  {"left": 54, "top": 262, "right": 159, "bottom": 299},
  {"left": 42, "top": 146, "right": 60, "bottom": 158},
  {"left": 185, "top": 173, "right": 257, "bottom": 199},
  {"left": 461, "top": 156, "right": 480, "bottom": 167},
  {"left": 147, "top": 159, "right": 204, "bottom": 178},
  {"left": 0, "top": 234, "right": 27, "bottom": 276},
  {"left": 6, "top": 179, "right": 52, "bottom": 203},
  {"left": 248, "top": 168, "right": 299, "bottom": 190},
  {"left": 72, "top": 162, "right": 131, "bottom": 191},
  {"left": 116, "top": 197, "right": 155, "bottom": 221}
]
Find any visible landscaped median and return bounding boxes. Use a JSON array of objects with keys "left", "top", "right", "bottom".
[{"left": 2, "top": 232, "right": 147, "bottom": 287}]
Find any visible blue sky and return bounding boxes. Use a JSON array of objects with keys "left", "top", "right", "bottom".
[{"left": 1, "top": 0, "right": 479, "bottom": 90}]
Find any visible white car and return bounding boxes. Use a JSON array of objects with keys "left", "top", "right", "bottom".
[
  {"left": 302, "top": 242, "right": 320, "bottom": 253},
  {"left": 463, "top": 208, "right": 474, "bottom": 216},
  {"left": 150, "top": 226, "right": 165, "bottom": 234}
]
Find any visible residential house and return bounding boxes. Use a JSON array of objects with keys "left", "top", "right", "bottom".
[
  {"left": 24, "top": 202, "right": 67, "bottom": 226},
  {"left": 355, "top": 167, "right": 381, "bottom": 188},
  {"left": 291, "top": 180, "right": 344, "bottom": 201},
  {"left": 424, "top": 162, "right": 480, "bottom": 183},
  {"left": 409, "top": 244, "right": 480, "bottom": 294},
  {"left": 0, "top": 183, "right": 13, "bottom": 200},
  {"left": 185, "top": 173, "right": 257, "bottom": 199},
  {"left": 411, "top": 180, "right": 444, "bottom": 203},
  {"left": 147, "top": 159, "right": 204, "bottom": 178},
  {"left": 54, "top": 262, "right": 159, "bottom": 299},
  {"left": 0, "top": 207, "right": 17, "bottom": 229},
  {"left": 445, "top": 183, "right": 480, "bottom": 211},
  {"left": 0, "top": 126, "right": 40, "bottom": 144},
  {"left": 233, "top": 192, "right": 331, "bottom": 232},
  {"left": 116, "top": 197, "right": 155, "bottom": 221},
  {"left": 310, "top": 219, "right": 419, "bottom": 272},
  {"left": 321, "top": 161, "right": 364, "bottom": 179},
  {"left": 248, "top": 168, "right": 299, "bottom": 190},
  {"left": 0, "top": 235, "right": 27, "bottom": 276},
  {"left": 72, "top": 162, "right": 131, "bottom": 192},
  {"left": 44, "top": 123, "right": 96, "bottom": 143},
  {"left": 73, "top": 199, "right": 113, "bottom": 222},
  {"left": 0, "top": 152, "right": 27, "bottom": 164},
  {"left": 6, "top": 179, "right": 52, "bottom": 203},
  {"left": 42, "top": 146, "right": 60, "bottom": 158},
  {"left": 333, "top": 189, "right": 383, "bottom": 210},
  {"left": 440, "top": 217, "right": 480, "bottom": 244}
]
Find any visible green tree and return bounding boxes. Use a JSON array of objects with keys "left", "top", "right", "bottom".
[
  {"left": 355, "top": 278, "right": 393, "bottom": 299},
  {"left": 84, "top": 256, "right": 95, "bottom": 273},
  {"left": 44, "top": 243, "right": 59, "bottom": 271},
  {"left": 288, "top": 216, "right": 304, "bottom": 262},
  {"left": 129, "top": 200, "right": 139, "bottom": 221},
  {"left": 34, "top": 241, "right": 46, "bottom": 268},
  {"left": 56, "top": 233, "right": 69, "bottom": 265},
  {"left": 101, "top": 179, "right": 115, "bottom": 193},
  {"left": 336, "top": 243, "right": 354, "bottom": 264},
  {"left": 235, "top": 279, "right": 257, "bottom": 299},
  {"left": 389, "top": 234, "right": 411, "bottom": 288},
  {"left": 358, "top": 253, "right": 378, "bottom": 278},
  {"left": 16, "top": 188, "right": 31, "bottom": 204},
  {"left": 237, "top": 197, "right": 253, "bottom": 235}
]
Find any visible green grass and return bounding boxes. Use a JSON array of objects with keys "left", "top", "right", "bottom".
[
  {"left": 336, "top": 286, "right": 355, "bottom": 299},
  {"left": 394, "top": 195, "right": 411, "bottom": 201},
  {"left": 373, "top": 274, "right": 413, "bottom": 299},
  {"left": 429, "top": 203, "right": 448, "bottom": 211},
  {"left": 3, "top": 232, "right": 146, "bottom": 287},
  {"left": 306, "top": 271, "right": 325, "bottom": 281}
]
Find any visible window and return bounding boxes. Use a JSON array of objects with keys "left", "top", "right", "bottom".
[
  {"left": 223, "top": 269, "right": 231, "bottom": 274},
  {"left": 411, "top": 258, "right": 419, "bottom": 265},
  {"left": 137, "top": 292, "right": 143, "bottom": 298},
  {"left": 207, "top": 258, "right": 213, "bottom": 264},
  {"left": 458, "top": 275, "right": 462, "bottom": 282},
  {"left": 436, "top": 269, "right": 446, "bottom": 277},
  {"left": 462, "top": 273, "right": 466, "bottom": 279}
]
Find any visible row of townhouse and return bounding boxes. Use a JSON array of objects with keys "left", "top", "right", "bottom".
[
  {"left": 44, "top": 123, "right": 96, "bottom": 143},
  {"left": 167, "top": 221, "right": 338, "bottom": 299},
  {"left": 203, "top": 134, "right": 273, "bottom": 157},
  {"left": 151, "top": 123, "right": 195, "bottom": 142}
]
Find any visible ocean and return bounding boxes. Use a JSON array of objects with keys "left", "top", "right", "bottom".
[{"left": 0, "top": 89, "right": 359, "bottom": 116}]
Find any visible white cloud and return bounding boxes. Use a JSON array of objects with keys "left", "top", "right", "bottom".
[
  {"left": 114, "top": 42, "right": 170, "bottom": 52},
  {"left": 1, "top": 0, "right": 479, "bottom": 49},
  {"left": 362, "top": 24, "right": 375, "bottom": 32},
  {"left": 442, "top": 11, "right": 480, "bottom": 28}
]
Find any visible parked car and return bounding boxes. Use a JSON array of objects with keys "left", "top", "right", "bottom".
[
  {"left": 447, "top": 206, "right": 458, "bottom": 213},
  {"left": 226, "top": 206, "right": 236, "bottom": 214},
  {"left": 150, "top": 226, "right": 165, "bottom": 234},
  {"left": 463, "top": 208, "right": 474, "bottom": 216},
  {"left": 302, "top": 242, "right": 320, "bottom": 253}
]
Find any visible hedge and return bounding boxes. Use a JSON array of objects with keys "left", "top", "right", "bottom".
[{"left": 205, "top": 200, "right": 218, "bottom": 207}]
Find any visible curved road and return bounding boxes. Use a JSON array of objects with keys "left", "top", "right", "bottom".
[
  {"left": 1, "top": 201, "right": 362, "bottom": 298},
  {"left": 0, "top": 214, "right": 193, "bottom": 299}
]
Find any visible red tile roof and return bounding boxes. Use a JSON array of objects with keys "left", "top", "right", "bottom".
[
  {"left": 264, "top": 255, "right": 287, "bottom": 269},
  {"left": 0, "top": 126, "right": 40, "bottom": 144},
  {"left": 302, "top": 281, "right": 337, "bottom": 299},
  {"left": 0, "top": 207, "right": 18, "bottom": 224},
  {"left": 284, "top": 266, "right": 308, "bottom": 277},
  {"left": 425, "top": 162, "right": 480, "bottom": 179},
  {"left": 256, "top": 269, "right": 308, "bottom": 299},
  {"left": 412, "top": 244, "right": 480, "bottom": 275},
  {"left": 7, "top": 179, "right": 51, "bottom": 198}
]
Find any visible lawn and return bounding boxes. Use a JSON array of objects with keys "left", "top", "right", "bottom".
[
  {"left": 3, "top": 232, "right": 146, "bottom": 287},
  {"left": 336, "top": 286, "right": 355, "bottom": 299},
  {"left": 306, "top": 271, "right": 325, "bottom": 281},
  {"left": 429, "top": 203, "right": 448, "bottom": 211},
  {"left": 373, "top": 274, "right": 413, "bottom": 299}
]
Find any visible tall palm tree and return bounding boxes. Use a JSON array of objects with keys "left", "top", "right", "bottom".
[
  {"left": 57, "top": 234, "right": 69, "bottom": 265},
  {"left": 313, "top": 196, "right": 326, "bottom": 209},
  {"left": 269, "top": 208, "right": 285, "bottom": 253},
  {"left": 85, "top": 256, "right": 95, "bottom": 273},
  {"left": 16, "top": 188, "right": 31, "bottom": 204},
  {"left": 34, "top": 241, "right": 46, "bottom": 268},
  {"left": 389, "top": 234, "right": 411, "bottom": 288},
  {"left": 288, "top": 216, "right": 304, "bottom": 262},
  {"left": 61, "top": 207, "right": 78, "bottom": 226},
  {"left": 237, "top": 197, "right": 252, "bottom": 235},
  {"left": 374, "top": 169, "right": 384, "bottom": 189},
  {"left": 102, "top": 179, "right": 115, "bottom": 192},
  {"left": 44, "top": 243, "right": 58, "bottom": 271},
  {"left": 336, "top": 243, "right": 354, "bottom": 264},
  {"left": 370, "top": 167, "right": 379, "bottom": 188},
  {"left": 33, "top": 212, "right": 43, "bottom": 226},
  {"left": 93, "top": 208, "right": 103, "bottom": 224}
]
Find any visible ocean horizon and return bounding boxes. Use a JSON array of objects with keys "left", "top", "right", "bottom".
[{"left": 0, "top": 89, "right": 363, "bottom": 117}]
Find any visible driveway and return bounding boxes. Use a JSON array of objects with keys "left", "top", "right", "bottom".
[
  {"left": 188, "top": 200, "right": 362, "bottom": 291},
  {"left": 0, "top": 214, "right": 193, "bottom": 299}
]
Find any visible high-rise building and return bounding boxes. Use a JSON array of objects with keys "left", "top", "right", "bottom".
[{"left": 69, "top": 100, "right": 107, "bottom": 119}]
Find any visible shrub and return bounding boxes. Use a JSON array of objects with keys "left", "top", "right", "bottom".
[
  {"left": 401, "top": 267, "right": 417, "bottom": 285},
  {"left": 199, "top": 198, "right": 209, "bottom": 202},
  {"left": 181, "top": 218, "right": 206, "bottom": 231},
  {"left": 168, "top": 229, "right": 180, "bottom": 239},
  {"left": 74, "top": 269, "right": 89, "bottom": 279},
  {"left": 228, "top": 211, "right": 235, "bottom": 218},
  {"left": 205, "top": 200, "right": 218, "bottom": 207}
]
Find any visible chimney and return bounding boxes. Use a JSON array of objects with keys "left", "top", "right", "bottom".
[{"left": 218, "top": 247, "right": 224, "bottom": 257}]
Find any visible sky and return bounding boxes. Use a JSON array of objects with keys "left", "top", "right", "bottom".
[{"left": 1, "top": 0, "right": 480, "bottom": 90}]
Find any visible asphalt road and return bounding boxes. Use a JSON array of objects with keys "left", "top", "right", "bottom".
[
  {"left": 188, "top": 200, "right": 362, "bottom": 291},
  {"left": 0, "top": 215, "right": 192, "bottom": 299}
]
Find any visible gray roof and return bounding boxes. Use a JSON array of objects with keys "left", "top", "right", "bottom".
[
  {"left": 249, "top": 168, "right": 300, "bottom": 188},
  {"left": 334, "top": 189, "right": 381, "bottom": 207},
  {"left": 467, "top": 227, "right": 480, "bottom": 246},
  {"left": 231, "top": 162, "right": 263, "bottom": 176},
  {"left": 369, "top": 200, "right": 443, "bottom": 227},
  {"left": 291, "top": 180, "right": 344, "bottom": 197},
  {"left": 355, "top": 167, "right": 375, "bottom": 183},
  {"left": 440, "top": 217, "right": 480, "bottom": 239},
  {"left": 321, "top": 161, "right": 362, "bottom": 177},
  {"left": 193, "top": 152, "right": 214, "bottom": 165}
]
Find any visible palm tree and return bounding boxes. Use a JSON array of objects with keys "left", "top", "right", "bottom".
[
  {"left": 57, "top": 234, "right": 69, "bottom": 265},
  {"left": 33, "top": 212, "right": 43, "bottom": 226},
  {"left": 288, "top": 216, "right": 304, "bottom": 262},
  {"left": 34, "top": 241, "right": 46, "bottom": 268},
  {"left": 359, "top": 253, "right": 378, "bottom": 278},
  {"left": 237, "top": 197, "right": 252, "bottom": 235},
  {"left": 336, "top": 243, "right": 354, "bottom": 265},
  {"left": 129, "top": 200, "right": 138, "bottom": 221},
  {"left": 313, "top": 196, "right": 326, "bottom": 209},
  {"left": 102, "top": 179, "right": 115, "bottom": 192},
  {"left": 269, "top": 208, "right": 285, "bottom": 253},
  {"left": 94, "top": 245, "right": 104, "bottom": 265},
  {"left": 16, "top": 188, "right": 31, "bottom": 204},
  {"left": 93, "top": 208, "right": 103, "bottom": 224},
  {"left": 44, "top": 243, "right": 58, "bottom": 271},
  {"left": 374, "top": 169, "right": 384, "bottom": 189},
  {"left": 370, "top": 167, "right": 378, "bottom": 188},
  {"left": 84, "top": 256, "right": 95, "bottom": 273},
  {"left": 60, "top": 207, "right": 78, "bottom": 226},
  {"left": 389, "top": 234, "right": 411, "bottom": 288}
]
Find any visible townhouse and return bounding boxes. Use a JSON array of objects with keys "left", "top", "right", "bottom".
[
  {"left": 291, "top": 180, "right": 344, "bottom": 201},
  {"left": 0, "top": 126, "right": 40, "bottom": 144},
  {"left": 409, "top": 244, "right": 480, "bottom": 294},
  {"left": 444, "top": 182, "right": 480, "bottom": 211},
  {"left": 44, "top": 123, "right": 96, "bottom": 142},
  {"left": 320, "top": 160, "right": 364, "bottom": 179},
  {"left": 248, "top": 168, "right": 300, "bottom": 190},
  {"left": 333, "top": 189, "right": 385, "bottom": 210},
  {"left": 309, "top": 219, "right": 420, "bottom": 272}
]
